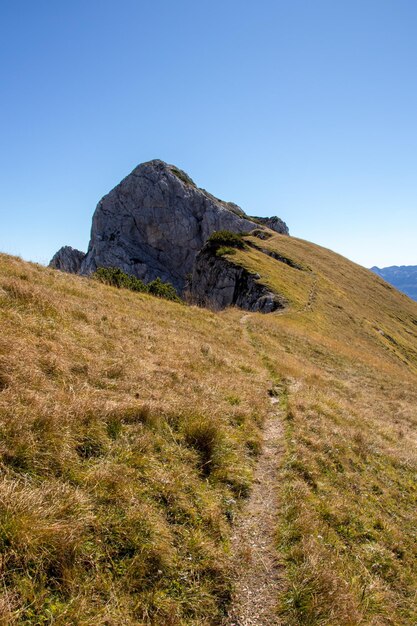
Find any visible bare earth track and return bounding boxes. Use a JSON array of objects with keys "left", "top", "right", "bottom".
[{"left": 224, "top": 396, "right": 284, "bottom": 625}]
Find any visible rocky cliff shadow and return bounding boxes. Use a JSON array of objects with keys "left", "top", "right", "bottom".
[{"left": 187, "top": 238, "right": 287, "bottom": 313}]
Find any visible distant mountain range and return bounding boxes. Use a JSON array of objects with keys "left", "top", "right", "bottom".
[{"left": 371, "top": 265, "right": 417, "bottom": 301}]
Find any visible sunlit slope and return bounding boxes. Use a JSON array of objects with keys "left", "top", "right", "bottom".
[
  {"left": 0, "top": 231, "right": 416, "bottom": 626},
  {"left": 0, "top": 253, "right": 272, "bottom": 625},
  {"left": 238, "top": 231, "right": 417, "bottom": 373},
  {"left": 233, "top": 233, "right": 417, "bottom": 626}
]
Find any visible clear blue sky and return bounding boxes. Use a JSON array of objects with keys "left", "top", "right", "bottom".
[{"left": 1, "top": 0, "right": 417, "bottom": 268}]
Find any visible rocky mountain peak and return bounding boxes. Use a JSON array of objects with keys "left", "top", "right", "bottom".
[
  {"left": 50, "top": 160, "right": 289, "bottom": 294},
  {"left": 139, "top": 159, "right": 198, "bottom": 187}
]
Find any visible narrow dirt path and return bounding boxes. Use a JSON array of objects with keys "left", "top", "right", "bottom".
[
  {"left": 224, "top": 315, "right": 284, "bottom": 625},
  {"left": 303, "top": 273, "right": 318, "bottom": 312}
]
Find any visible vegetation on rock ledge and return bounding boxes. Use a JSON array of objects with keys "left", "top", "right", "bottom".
[{"left": 206, "top": 230, "right": 246, "bottom": 250}]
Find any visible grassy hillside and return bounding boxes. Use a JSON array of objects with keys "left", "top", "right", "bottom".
[
  {"left": 0, "top": 231, "right": 416, "bottom": 625},
  {"left": 234, "top": 234, "right": 417, "bottom": 625}
]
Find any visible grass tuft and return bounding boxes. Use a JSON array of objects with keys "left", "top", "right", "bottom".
[{"left": 183, "top": 417, "right": 223, "bottom": 476}]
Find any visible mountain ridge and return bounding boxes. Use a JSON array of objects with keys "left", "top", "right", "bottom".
[{"left": 371, "top": 264, "right": 417, "bottom": 301}]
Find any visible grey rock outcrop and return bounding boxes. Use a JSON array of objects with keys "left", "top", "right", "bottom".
[
  {"left": 188, "top": 244, "right": 286, "bottom": 313},
  {"left": 79, "top": 161, "right": 266, "bottom": 291},
  {"left": 49, "top": 246, "right": 85, "bottom": 274},
  {"left": 249, "top": 215, "right": 289, "bottom": 235},
  {"left": 76, "top": 160, "right": 289, "bottom": 291},
  {"left": 50, "top": 159, "right": 289, "bottom": 294}
]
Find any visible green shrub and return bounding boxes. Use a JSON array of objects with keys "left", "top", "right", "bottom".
[
  {"left": 92, "top": 268, "right": 181, "bottom": 302},
  {"left": 206, "top": 230, "right": 246, "bottom": 250},
  {"left": 93, "top": 267, "right": 147, "bottom": 292},
  {"left": 147, "top": 277, "right": 181, "bottom": 302}
]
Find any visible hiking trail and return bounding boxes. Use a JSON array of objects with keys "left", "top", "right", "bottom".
[{"left": 224, "top": 317, "right": 285, "bottom": 625}]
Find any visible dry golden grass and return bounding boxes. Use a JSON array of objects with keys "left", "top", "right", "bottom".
[
  {"left": 0, "top": 230, "right": 416, "bottom": 625},
  {"left": 237, "top": 233, "right": 417, "bottom": 626},
  {"left": 0, "top": 254, "right": 271, "bottom": 624}
]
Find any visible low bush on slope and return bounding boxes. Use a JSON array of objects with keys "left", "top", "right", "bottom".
[{"left": 93, "top": 267, "right": 181, "bottom": 302}]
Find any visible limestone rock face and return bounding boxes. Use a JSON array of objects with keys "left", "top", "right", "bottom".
[
  {"left": 188, "top": 245, "right": 286, "bottom": 313},
  {"left": 250, "top": 216, "right": 289, "bottom": 235},
  {"left": 77, "top": 160, "right": 288, "bottom": 291},
  {"left": 50, "top": 159, "right": 289, "bottom": 294},
  {"left": 49, "top": 246, "right": 85, "bottom": 274},
  {"left": 80, "top": 161, "right": 259, "bottom": 290}
]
